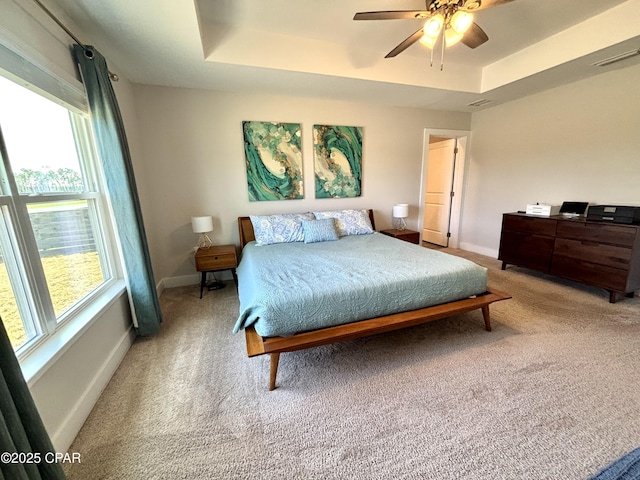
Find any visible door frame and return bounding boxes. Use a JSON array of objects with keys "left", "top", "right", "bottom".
[{"left": 419, "top": 128, "right": 470, "bottom": 249}]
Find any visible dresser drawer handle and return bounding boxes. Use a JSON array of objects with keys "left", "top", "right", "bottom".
[{"left": 581, "top": 240, "right": 599, "bottom": 247}]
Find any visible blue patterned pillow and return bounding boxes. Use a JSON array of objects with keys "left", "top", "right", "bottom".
[
  {"left": 250, "top": 213, "right": 315, "bottom": 246},
  {"left": 313, "top": 209, "right": 374, "bottom": 236},
  {"left": 302, "top": 219, "right": 339, "bottom": 244}
]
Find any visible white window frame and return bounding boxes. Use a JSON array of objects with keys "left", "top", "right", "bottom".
[{"left": 0, "top": 68, "right": 124, "bottom": 373}]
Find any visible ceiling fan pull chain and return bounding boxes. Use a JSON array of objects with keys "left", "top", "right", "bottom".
[{"left": 440, "top": 24, "right": 446, "bottom": 70}]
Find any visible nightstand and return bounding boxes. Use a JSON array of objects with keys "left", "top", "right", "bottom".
[
  {"left": 195, "top": 245, "right": 238, "bottom": 298},
  {"left": 380, "top": 229, "right": 420, "bottom": 245}
]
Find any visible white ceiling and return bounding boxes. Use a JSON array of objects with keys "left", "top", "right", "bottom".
[{"left": 52, "top": 0, "right": 640, "bottom": 112}]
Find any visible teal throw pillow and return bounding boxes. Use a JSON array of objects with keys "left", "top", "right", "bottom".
[{"left": 302, "top": 219, "right": 339, "bottom": 244}]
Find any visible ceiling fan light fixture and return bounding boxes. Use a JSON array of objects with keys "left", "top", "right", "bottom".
[
  {"left": 450, "top": 10, "right": 474, "bottom": 35},
  {"left": 444, "top": 28, "right": 464, "bottom": 47},
  {"left": 353, "top": 0, "right": 506, "bottom": 64},
  {"left": 420, "top": 35, "right": 438, "bottom": 49},
  {"left": 420, "top": 14, "right": 444, "bottom": 49}
]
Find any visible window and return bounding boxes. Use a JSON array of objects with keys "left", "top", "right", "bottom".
[{"left": 0, "top": 73, "right": 116, "bottom": 355}]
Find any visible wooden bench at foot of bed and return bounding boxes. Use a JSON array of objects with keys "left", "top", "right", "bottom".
[{"left": 245, "top": 287, "right": 511, "bottom": 390}]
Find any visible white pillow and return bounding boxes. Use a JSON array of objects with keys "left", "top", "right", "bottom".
[
  {"left": 313, "top": 209, "right": 373, "bottom": 237},
  {"left": 250, "top": 213, "right": 315, "bottom": 246}
]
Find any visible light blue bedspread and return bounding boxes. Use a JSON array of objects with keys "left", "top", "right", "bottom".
[{"left": 233, "top": 232, "right": 487, "bottom": 337}]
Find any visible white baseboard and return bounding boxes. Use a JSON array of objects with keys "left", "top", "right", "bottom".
[
  {"left": 156, "top": 274, "right": 198, "bottom": 297},
  {"left": 458, "top": 242, "right": 499, "bottom": 259},
  {"left": 156, "top": 278, "right": 165, "bottom": 298},
  {"left": 159, "top": 271, "right": 235, "bottom": 293},
  {"left": 50, "top": 325, "right": 135, "bottom": 452},
  {"left": 163, "top": 273, "right": 200, "bottom": 289}
]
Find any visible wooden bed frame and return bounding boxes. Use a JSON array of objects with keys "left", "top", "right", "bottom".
[{"left": 238, "top": 211, "right": 511, "bottom": 390}]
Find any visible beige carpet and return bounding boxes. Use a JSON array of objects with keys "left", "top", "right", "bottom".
[{"left": 64, "top": 249, "right": 640, "bottom": 480}]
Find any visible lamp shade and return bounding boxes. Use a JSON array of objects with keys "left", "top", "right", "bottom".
[
  {"left": 191, "top": 216, "right": 213, "bottom": 233},
  {"left": 392, "top": 204, "right": 409, "bottom": 218}
]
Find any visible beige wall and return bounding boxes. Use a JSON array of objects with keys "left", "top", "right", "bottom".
[
  {"left": 462, "top": 63, "right": 640, "bottom": 256},
  {"left": 1, "top": 0, "right": 138, "bottom": 453},
  {"left": 6, "top": 0, "right": 640, "bottom": 453},
  {"left": 28, "top": 293, "right": 134, "bottom": 451},
  {"left": 130, "top": 85, "right": 472, "bottom": 284}
]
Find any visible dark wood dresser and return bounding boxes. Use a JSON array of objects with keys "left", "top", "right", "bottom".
[{"left": 498, "top": 213, "right": 640, "bottom": 302}]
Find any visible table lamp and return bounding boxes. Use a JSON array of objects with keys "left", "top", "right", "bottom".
[
  {"left": 393, "top": 204, "right": 409, "bottom": 230},
  {"left": 191, "top": 215, "right": 214, "bottom": 249}
]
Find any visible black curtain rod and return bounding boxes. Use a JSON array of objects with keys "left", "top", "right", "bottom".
[{"left": 31, "top": 0, "right": 119, "bottom": 81}]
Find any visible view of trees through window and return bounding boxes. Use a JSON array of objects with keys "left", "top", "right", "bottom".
[
  {"left": 0, "top": 74, "right": 113, "bottom": 352},
  {"left": 15, "top": 167, "right": 84, "bottom": 194}
]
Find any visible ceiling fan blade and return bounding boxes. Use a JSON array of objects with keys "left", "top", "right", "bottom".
[
  {"left": 354, "top": 10, "right": 430, "bottom": 21},
  {"left": 461, "top": 22, "right": 489, "bottom": 49},
  {"left": 461, "top": 0, "right": 516, "bottom": 12},
  {"left": 385, "top": 27, "right": 425, "bottom": 58}
]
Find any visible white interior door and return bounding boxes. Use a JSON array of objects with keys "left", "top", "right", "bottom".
[{"left": 423, "top": 139, "right": 456, "bottom": 247}]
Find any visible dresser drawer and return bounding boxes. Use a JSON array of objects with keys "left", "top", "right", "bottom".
[
  {"left": 556, "top": 221, "right": 637, "bottom": 247},
  {"left": 551, "top": 255, "right": 629, "bottom": 291},
  {"left": 502, "top": 215, "right": 557, "bottom": 236},
  {"left": 500, "top": 211, "right": 640, "bottom": 301},
  {"left": 553, "top": 238, "right": 632, "bottom": 269},
  {"left": 499, "top": 231, "right": 555, "bottom": 272}
]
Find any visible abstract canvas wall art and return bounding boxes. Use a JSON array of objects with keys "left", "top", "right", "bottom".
[
  {"left": 313, "top": 125, "right": 363, "bottom": 198},
  {"left": 243, "top": 121, "right": 304, "bottom": 201}
]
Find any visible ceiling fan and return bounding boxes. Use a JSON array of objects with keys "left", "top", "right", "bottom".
[{"left": 353, "top": 0, "right": 516, "bottom": 68}]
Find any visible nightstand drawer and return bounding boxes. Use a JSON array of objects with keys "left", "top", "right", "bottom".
[
  {"left": 380, "top": 229, "right": 420, "bottom": 244},
  {"left": 395, "top": 231, "right": 420, "bottom": 244},
  {"left": 196, "top": 253, "right": 236, "bottom": 271},
  {"left": 195, "top": 245, "right": 238, "bottom": 271}
]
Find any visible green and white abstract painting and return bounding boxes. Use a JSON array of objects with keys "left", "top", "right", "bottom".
[
  {"left": 243, "top": 121, "right": 304, "bottom": 201},
  {"left": 313, "top": 125, "right": 363, "bottom": 199}
]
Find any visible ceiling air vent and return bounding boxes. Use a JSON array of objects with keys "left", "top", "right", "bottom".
[
  {"left": 467, "top": 98, "right": 492, "bottom": 107},
  {"left": 592, "top": 49, "right": 640, "bottom": 67}
]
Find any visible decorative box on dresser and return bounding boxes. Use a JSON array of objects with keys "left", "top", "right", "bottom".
[{"left": 498, "top": 213, "right": 640, "bottom": 303}]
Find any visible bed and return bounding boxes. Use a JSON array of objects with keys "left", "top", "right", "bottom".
[{"left": 234, "top": 210, "right": 510, "bottom": 390}]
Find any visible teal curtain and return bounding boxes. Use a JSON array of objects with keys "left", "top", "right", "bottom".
[
  {"left": 0, "top": 317, "right": 66, "bottom": 480},
  {"left": 73, "top": 45, "right": 162, "bottom": 336}
]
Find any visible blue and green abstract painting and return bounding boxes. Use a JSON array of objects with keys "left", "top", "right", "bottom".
[
  {"left": 243, "top": 121, "right": 304, "bottom": 201},
  {"left": 313, "top": 125, "right": 362, "bottom": 198}
]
